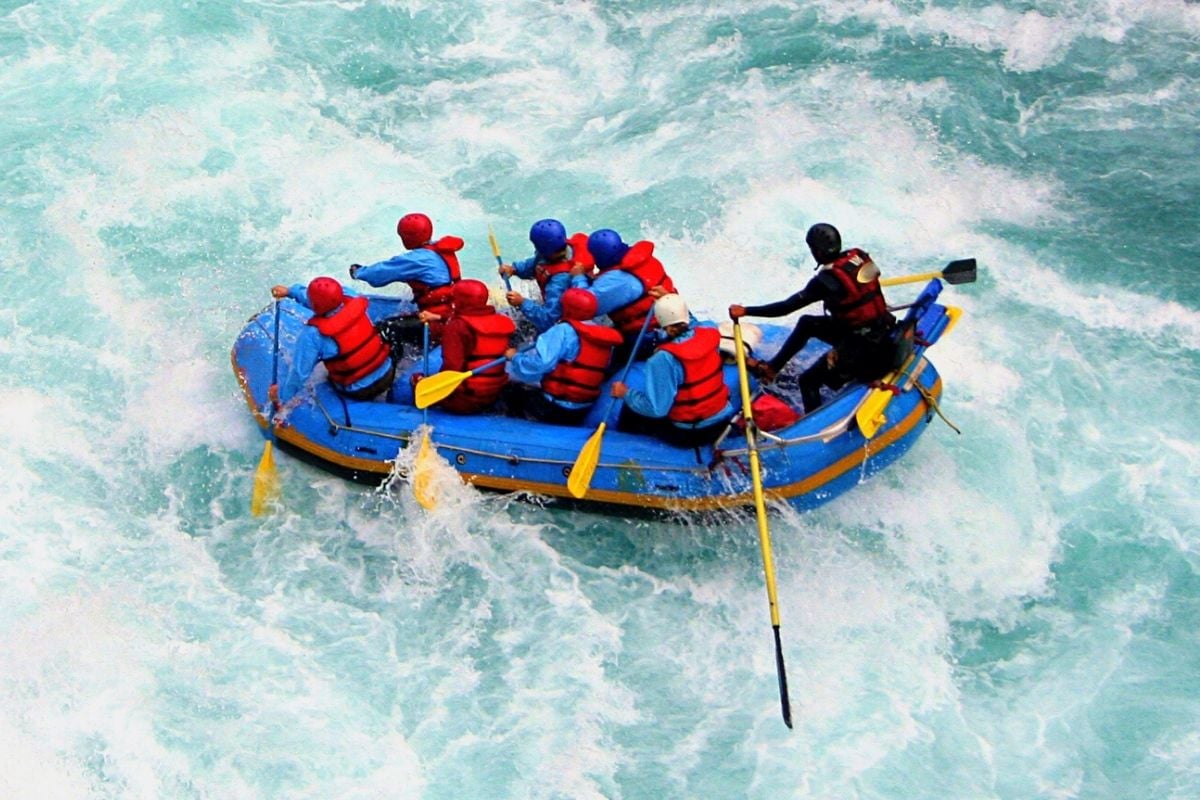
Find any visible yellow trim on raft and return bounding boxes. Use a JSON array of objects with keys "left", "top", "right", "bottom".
[{"left": 234, "top": 351, "right": 941, "bottom": 511}]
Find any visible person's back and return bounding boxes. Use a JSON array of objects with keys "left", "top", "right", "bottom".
[
  {"left": 503, "top": 219, "right": 594, "bottom": 333},
  {"left": 611, "top": 294, "right": 732, "bottom": 447},
  {"left": 436, "top": 279, "right": 516, "bottom": 415},
  {"left": 270, "top": 277, "right": 395, "bottom": 403},
  {"left": 350, "top": 212, "right": 464, "bottom": 348},
  {"left": 506, "top": 288, "right": 623, "bottom": 425}
]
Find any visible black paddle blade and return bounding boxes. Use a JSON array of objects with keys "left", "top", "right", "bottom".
[
  {"left": 774, "top": 626, "right": 793, "bottom": 729},
  {"left": 942, "top": 258, "right": 977, "bottom": 285}
]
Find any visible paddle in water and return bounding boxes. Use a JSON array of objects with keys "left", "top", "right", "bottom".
[
  {"left": 411, "top": 322, "right": 438, "bottom": 509},
  {"left": 732, "top": 320, "right": 793, "bottom": 729},
  {"left": 251, "top": 298, "right": 283, "bottom": 516}
]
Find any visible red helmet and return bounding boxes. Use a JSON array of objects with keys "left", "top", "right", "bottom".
[
  {"left": 397, "top": 213, "right": 433, "bottom": 249},
  {"left": 560, "top": 287, "right": 597, "bottom": 321},
  {"left": 452, "top": 279, "right": 489, "bottom": 311},
  {"left": 307, "top": 276, "right": 345, "bottom": 315}
]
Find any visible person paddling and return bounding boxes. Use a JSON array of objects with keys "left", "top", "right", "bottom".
[
  {"left": 503, "top": 288, "right": 624, "bottom": 426},
  {"left": 610, "top": 294, "right": 733, "bottom": 447},
  {"left": 729, "top": 222, "right": 898, "bottom": 413},
  {"left": 584, "top": 228, "right": 677, "bottom": 364},
  {"left": 269, "top": 277, "right": 395, "bottom": 403},
  {"left": 427, "top": 279, "right": 517, "bottom": 415},
  {"left": 349, "top": 212, "right": 464, "bottom": 353},
  {"left": 500, "top": 218, "right": 594, "bottom": 333}
]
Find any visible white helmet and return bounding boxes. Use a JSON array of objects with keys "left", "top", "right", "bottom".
[
  {"left": 653, "top": 293, "right": 690, "bottom": 327},
  {"left": 718, "top": 320, "right": 762, "bottom": 358}
]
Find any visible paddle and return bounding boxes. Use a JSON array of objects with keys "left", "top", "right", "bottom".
[
  {"left": 857, "top": 258, "right": 973, "bottom": 439},
  {"left": 414, "top": 354, "right": 507, "bottom": 409},
  {"left": 879, "top": 258, "right": 976, "bottom": 288},
  {"left": 489, "top": 225, "right": 512, "bottom": 291},
  {"left": 251, "top": 299, "right": 283, "bottom": 516},
  {"left": 567, "top": 311, "right": 655, "bottom": 499},
  {"left": 732, "top": 320, "right": 794, "bottom": 729},
  {"left": 411, "top": 322, "right": 437, "bottom": 509}
]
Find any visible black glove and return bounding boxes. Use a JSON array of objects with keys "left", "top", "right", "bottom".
[{"left": 349, "top": 263, "right": 362, "bottom": 279}]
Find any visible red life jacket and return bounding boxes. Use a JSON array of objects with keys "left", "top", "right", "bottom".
[
  {"left": 440, "top": 308, "right": 515, "bottom": 413},
  {"left": 823, "top": 248, "right": 892, "bottom": 328},
  {"left": 658, "top": 327, "right": 729, "bottom": 423},
  {"left": 407, "top": 236, "right": 464, "bottom": 338},
  {"left": 307, "top": 296, "right": 392, "bottom": 388},
  {"left": 541, "top": 320, "right": 624, "bottom": 405},
  {"left": 534, "top": 232, "right": 595, "bottom": 298},
  {"left": 606, "top": 240, "right": 678, "bottom": 337}
]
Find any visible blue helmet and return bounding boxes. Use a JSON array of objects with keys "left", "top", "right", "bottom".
[
  {"left": 588, "top": 228, "right": 628, "bottom": 269},
  {"left": 529, "top": 218, "right": 567, "bottom": 257}
]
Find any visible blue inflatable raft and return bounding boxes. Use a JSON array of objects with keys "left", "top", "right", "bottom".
[{"left": 231, "top": 281, "right": 961, "bottom": 513}]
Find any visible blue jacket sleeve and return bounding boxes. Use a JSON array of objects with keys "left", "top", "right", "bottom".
[
  {"left": 622, "top": 350, "right": 682, "bottom": 418},
  {"left": 355, "top": 250, "right": 451, "bottom": 288},
  {"left": 589, "top": 271, "right": 644, "bottom": 318},
  {"left": 279, "top": 326, "right": 336, "bottom": 401},
  {"left": 518, "top": 272, "right": 574, "bottom": 334},
  {"left": 509, "top": 324, "right": 579, "bottom": 384},
  {"left": 511, "top": 253, "right": 539, "bottom": 280}
]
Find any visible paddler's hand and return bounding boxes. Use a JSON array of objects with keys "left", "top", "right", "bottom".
[
  {"left": 505, "top": 291, "right": 524, "bottom": 307},
  {"left": 418, "top": 310, "right": 442, "bottom": 323},
  {"left": 648, "top": 285, "right": 670, "bottom": 300},
  {"left": 349, "top": 263, "right": 362, "bottom": 279},
  {"left": 750, "top": 360, "right": 777, "bottom": 382},
  {"left": 268, "top": 384, "right": 280, "bottom": 404},
  {"left": 569, "top": 263, "right": 589, "bottom": 278},
  {"left": 610, "top": 381, "right": 628, "bottom": 399},
  {"left": 271, "top": 285, "right": 288, "bottom": 299},
  {"left": 729, "top": 304, "right": 746, "bottom": 320},
  {"left": 504, "top": 347, "right": 517, "bottom": 359},
  {"left": 498, "top": 264, "right": 516, "bottom": 278}
]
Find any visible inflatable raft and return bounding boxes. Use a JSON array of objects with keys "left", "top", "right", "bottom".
[{"left": 232, "top": 280, "right": 962, "bottom": 513}]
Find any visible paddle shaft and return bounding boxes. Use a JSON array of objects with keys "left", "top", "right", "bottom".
[
  {"left": 489, "top": 226, "right": 512, "bottom": 291},
  {"left": 880, "top": 258, "right": 976, "bottom": 288},
  {"left": 598, "top": 311, "right": 655, "bottom": 426},
  {"left": 269, "top": 299, "right": 281, "bottom": 438},
  {"left": 732, "top": 321, "right": 793, "bottom": 729},
  {"left": 566, "top": 311, "right": 655, "bottom": 498}
]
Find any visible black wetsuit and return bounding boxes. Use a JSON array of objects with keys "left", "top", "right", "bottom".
[{"left": 743, "top": 270, "right": 896, "bottom": 412}]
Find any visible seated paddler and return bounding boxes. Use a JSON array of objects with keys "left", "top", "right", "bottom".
[
  {"left": 349, "top": 211, "right": 464, "bottom": 354},
  {"left": 609, "top": 293, "right": 734, "bottom": 448},
  {"left": 502, "top": 287, "right": 624, "bottom": 426},
  {"left": 500, "top": 218, "right": 594, "bottom": 334},
  {"left": 584, "top": 228, "right": 678, "bottom": 364},
  {"left": 270, "top": 277, "right": 396, "bottom": 403},
  {"left": 729, "top": 222, "right": 899, "bottom": 413},
  {"left": 428, "top": 279, "right": 517, "bottom": 415}
]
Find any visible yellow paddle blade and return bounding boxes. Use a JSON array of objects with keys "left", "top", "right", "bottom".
[
  {"left": 411, "top": 433, "right": 438, "bottom": 510},
  {"left": 567, "top": 422, "right": 606, "bottom": 499},
  {"left": 855, "top": 386, "right": 894, "bottom": 440},
  {"left": 488, "top": 225, "right": 502, "bottom": 260},
  {"left": 414, "top": 370, "right": 472, "bottom": 409},
  {"left": 250, "top": 440, "right": 280, "bottom": 516},
  {"left": 941, "top": 305, "right": 963, "bottom": 337}
]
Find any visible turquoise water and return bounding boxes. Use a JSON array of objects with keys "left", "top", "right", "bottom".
[{"left": 3, "top": 1, "right": 1199, "bottom": 797}]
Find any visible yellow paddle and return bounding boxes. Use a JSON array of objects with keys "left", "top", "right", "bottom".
[
  {"left": 251, "top": 299, "right": 283, "bottom": 516},
  {"left": 567, "top": 311, "right": 655, "bottom": 499},
  {"left": 489, "top": 225, "right": 512, "bottom": 291},
  {"left": 414, "top": 354, "right": 509, "bottom": 409},
  {"left": 856, "top": 305, "right": 963, "bottom": 439},
  {"left": 411, "top": 322, "right": 438, "bottom": 509},
  {"left": 733, "top": 320, "right": 793, "bottom": 729}
]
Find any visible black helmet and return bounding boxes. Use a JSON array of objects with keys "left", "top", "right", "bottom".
[{"left": 805, "top": 223, "right": 842, "bottom": 263}]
